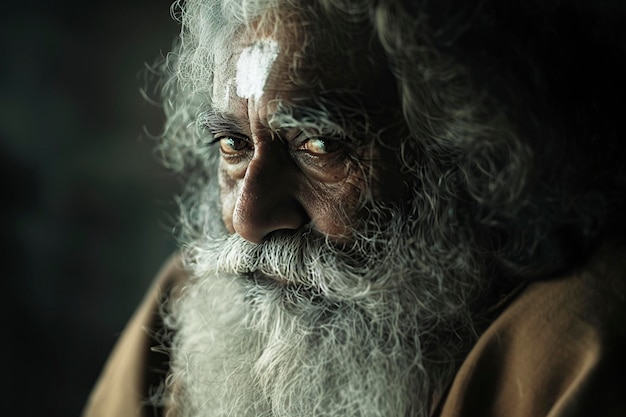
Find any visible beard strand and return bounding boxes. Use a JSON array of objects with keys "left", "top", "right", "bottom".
[{"left": 160, "top": 190, "right": 486, "bottom": 417}]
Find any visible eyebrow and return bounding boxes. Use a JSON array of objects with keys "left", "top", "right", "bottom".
[
  {"left": 200, "top": 106, "right": 346, "bottom": 139},
  {"left": 269, "top": 100, "right": 355, "bottom": 140},
  {"left": 200, "top": 95, "right": 374, "bottom": 144},
  {"left": 200, "top": 110, "right": 246, "bottom": 133}
]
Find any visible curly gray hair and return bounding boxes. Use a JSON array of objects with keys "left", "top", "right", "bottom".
[
  {"left": 157, "top": 0, "right": 624, "bottom": 283},
  {"left": 151, "top": 2, "right": 626, "bottom": 416}
]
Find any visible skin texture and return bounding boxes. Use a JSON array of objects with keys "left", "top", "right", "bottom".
[{"left": 209, "top": 22, "right": 406, "bottom": 244}]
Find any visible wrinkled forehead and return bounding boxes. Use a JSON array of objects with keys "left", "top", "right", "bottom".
[
  {"left": 211, "top": 23, "right": 299, "bottom": 111},
  {"left": 214, "top": 39, "right": 294, "bottom": 107},
  {"left": 211, "top": 8, "right": 394, "bottom": 115}
]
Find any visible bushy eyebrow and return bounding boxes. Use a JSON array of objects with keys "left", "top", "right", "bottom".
[
  {"left": 268, "top": 100, "right": 357, "bottom": 141},
  {"left": 200, "top": 96, "right": 375, "bottom": 145},
  {"left": 200, "top": 110, "right": 246, "bottom": 134},
  {"left": 199, "top": 106, "right": 347, "bottom": 140}
]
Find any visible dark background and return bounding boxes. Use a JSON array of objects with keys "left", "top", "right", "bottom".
[{"left": 1, "top": 1, "right": 182, "bottom": 415}]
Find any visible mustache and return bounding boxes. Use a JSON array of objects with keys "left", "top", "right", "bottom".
[
  {"left": 188, "top": 224, "right": 404, "bottom": 299},
  {"left": 193, "top": 227, "right": 331, "bottom": 281}
]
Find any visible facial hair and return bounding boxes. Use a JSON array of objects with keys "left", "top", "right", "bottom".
[{"left": 160, "top": 195, "right": 487, "bottom": 417}]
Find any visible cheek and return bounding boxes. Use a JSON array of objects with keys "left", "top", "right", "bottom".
[
  {"left": 300, "top": 149, "right": 407, "bottom": 239},
  {"left": 218, "top": 165, "right": 239, "bottom": 233},
  {"left": 299, "top": 169, "right": 365, "bottom": 239}
]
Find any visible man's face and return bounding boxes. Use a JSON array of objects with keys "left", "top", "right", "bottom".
[
  {"left": 167, "top": 10, "right": 489, "bottom": 417},
  {"left": 207, "top": 25, "right": 406, "bottom": 245}
]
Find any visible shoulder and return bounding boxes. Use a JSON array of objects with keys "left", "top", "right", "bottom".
[{"left": 438, "top": 242, "right": 626, "bottom": 417}]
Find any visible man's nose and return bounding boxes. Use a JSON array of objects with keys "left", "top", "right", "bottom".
[{"left": 232, "top": 145, "right": 308, "bottom": 243}]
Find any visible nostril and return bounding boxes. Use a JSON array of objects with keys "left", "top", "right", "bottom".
[{"left": 232, "top": 192, "right": 309, "bottom": 244}]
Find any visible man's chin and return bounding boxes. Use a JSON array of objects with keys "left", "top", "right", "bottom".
[{"left": 165, "top": 257, "right": 470, "bottom": 417}]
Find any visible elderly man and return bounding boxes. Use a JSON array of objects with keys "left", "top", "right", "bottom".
[{"left": 83, "top": 0, "right": 626, "bottom": 416}]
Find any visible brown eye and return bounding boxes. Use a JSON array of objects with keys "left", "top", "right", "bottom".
[
  {"left": 219, "top": 137, "right": 250, "bottom": 155},
  {"left": 301, "top": 138, "right": 342, "bottom": 155}
]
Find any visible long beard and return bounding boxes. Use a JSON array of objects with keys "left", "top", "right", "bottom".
[{"left": 162, "top": 195, "right": 486, "bottom": 417}]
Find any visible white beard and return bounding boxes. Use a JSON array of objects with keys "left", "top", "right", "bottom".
[{"left": 162, "top": 208, "right": 485, "bottom": 417}]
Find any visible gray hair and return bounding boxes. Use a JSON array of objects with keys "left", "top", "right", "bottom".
[
  {"left": 150, "top": 2, "right": 626, "bottom": 415},
  {"left": 157, "top": 0, "right": 626, "bottom": 285}
]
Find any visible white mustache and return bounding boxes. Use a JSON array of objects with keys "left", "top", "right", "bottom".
[
  {"left": 194, "top": 229, "right": 336, "bottom": 282},
  {"left": 188, "top": 224, "right": 407, "bottom": 299},
  {"left": 189, "top": 208, "right": 448, "bottom": 300}
]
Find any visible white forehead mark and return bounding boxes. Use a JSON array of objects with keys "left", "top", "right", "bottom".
[{"left": 235, "top": 39, "right": 280, "bottom": 100}]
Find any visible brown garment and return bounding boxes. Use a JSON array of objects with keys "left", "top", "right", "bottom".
[
  {"left": 82, "top": 255, "right": 185, "bottom": 417},
  {"left": 82, "top": 245, "right": 626, "bottom": 417},
  {"left": 437, "top": 243, "right": 626, "bottom": 417}
]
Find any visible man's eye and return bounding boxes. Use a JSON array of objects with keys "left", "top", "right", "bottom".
[
  {"left": 219, "top": 137, "right": 250, "bottom": 155},
  {"left": 300, "top": 138, "right": 342, "bottom": 155}
]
